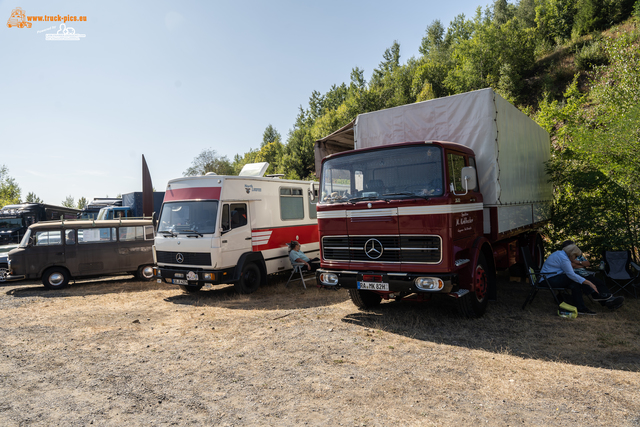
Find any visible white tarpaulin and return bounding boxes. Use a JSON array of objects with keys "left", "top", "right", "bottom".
[{"left": 353, "top": 88, "right": 552, "bottom": 207}]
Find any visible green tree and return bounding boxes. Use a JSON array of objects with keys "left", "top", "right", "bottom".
[
  {"left": 261, "top": 124, "right": 281, "bottom": 148},
  {"left": 77, "top": 197, "right": 88, "bottom": 210},
  {"left": 25, "top": 192, "right": 42, "bottom": 204},
  {"left": 62, "top": 195, "right": 75, "bottom": 208},
  {"left": 184, "top": 149, "right": 234, "bottom": 176},
  {"left": 0, "top": 166, "right": 21, "bottom": 207}
]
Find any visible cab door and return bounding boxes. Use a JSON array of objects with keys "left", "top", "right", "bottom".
[
  {"left": 27, "top": 230, "right": 65, "bottom": 276},
  {"left": 219, "top": 203, "right": 252, "bottom": 269},
  {"left": 447, "top": 152, "right": 482, "bottom": 242}
]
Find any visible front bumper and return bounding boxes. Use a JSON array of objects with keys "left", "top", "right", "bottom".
[
  {"left": 316, "top": 268, "right": 458, "bottom": 294},
  {"left": 3, "top": 274, "right": 26, "bottom": 282},
  {"left": 155, "top": 265, "right": 235, "bottom": 287}
]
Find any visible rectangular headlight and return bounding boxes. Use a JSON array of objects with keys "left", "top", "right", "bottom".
[{"left": 319, "top": 272, "right": 338, "bottom": 285}]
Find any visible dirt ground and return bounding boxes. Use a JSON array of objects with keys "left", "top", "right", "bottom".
[{"left": 1, "top": 272, "right": 639, "bottom": 426}]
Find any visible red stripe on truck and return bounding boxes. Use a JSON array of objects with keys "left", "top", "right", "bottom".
[
  {"left": 252, "top": 224, "right": 319, "bottom": 251},
  {"left": 165, "top": 187, "right": 221, "bottom": 201}
]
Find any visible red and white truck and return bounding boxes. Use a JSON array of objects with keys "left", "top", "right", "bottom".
[
  {"left": 153, "top": 163, "right": 319, "bottom": 293},
  {"left": 313, "top": 89, "right": 552, "bottom": 317}
]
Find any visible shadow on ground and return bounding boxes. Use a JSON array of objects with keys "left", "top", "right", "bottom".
[
  {"left": 341, "top": 275, "right": 640, "bottom": 372},
  {"left": 4, "top": 276, "right": 174, "bottom": 298}
]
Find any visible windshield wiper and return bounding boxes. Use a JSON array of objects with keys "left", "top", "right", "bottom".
[
  {"left": 347, "top": 196, "right": 384, "bottom": 204},
  {"left": 381, "top": 192, "right": 431, "bottom": 200},
  {"left": 182, "top": 229, "right": 203, "bottom": 237},
  {"left": 160, "top": 230, "right": 176, "bottom": 237}
]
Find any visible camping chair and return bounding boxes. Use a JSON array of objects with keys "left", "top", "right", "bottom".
[
  {"left": 285, "top": 262, "right": 312, "bottom": 289},
  {"left": 521, "top": 245, "right": 567, "bottom": 309},
  {"left": 602, "top": 250, "right": 640, "bottom": 298}
]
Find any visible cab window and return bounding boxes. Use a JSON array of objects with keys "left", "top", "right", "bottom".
[
  {"left": 447, "top": 153, "right": 466, "bottom": 193},
  {"left": 34, "top": 230, "right": 61, "bottom": 246}
]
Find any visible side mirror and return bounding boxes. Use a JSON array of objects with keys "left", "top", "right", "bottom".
[
  {"left": 309, "top": 182, "right": 317, "bottom": 202},
  {"left": 451, "top": 166, "right": 477, "bottom": 196},
  {"left": 152, "top": 212, "right": 158, "bottom": 229},
  {"left": 461, "top": 166, "right": 477, "bottom": 192}
]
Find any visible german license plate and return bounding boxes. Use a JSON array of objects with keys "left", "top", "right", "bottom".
[
  {"left": 173, "top": 279, "right": 188, "bottom": 285},
  {"left": 357, "top": 281, "right": 389, "bottom": 291}
]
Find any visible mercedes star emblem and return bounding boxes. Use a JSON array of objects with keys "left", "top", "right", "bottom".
[
  {"left": 176, "top": 253, "right": 184, "bottom": 263},
  {"left": 364, "top": 238, "right": 383, "bottom": 260}
]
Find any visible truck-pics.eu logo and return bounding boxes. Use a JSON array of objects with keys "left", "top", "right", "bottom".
[{"left": 7, "top": 7, "right": 87, "bottom": 41}]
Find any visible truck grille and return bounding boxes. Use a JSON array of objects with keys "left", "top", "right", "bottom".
[
  {"left": 322, "top": 235, "right": 441, "bottom": 264},
  {"left": 156, "top": 251, "right": 212, "bottom": 266}
]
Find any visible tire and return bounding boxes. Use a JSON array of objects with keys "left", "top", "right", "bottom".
[
  {"left": 348, "top": 289, "right": 382, "bottom": 309},
  {"left": 0, "top": 268, "right": 8, "bottom": 283},
  {"left": 179, "top": 284, "right": 203, "bottom": 293},
  {"left": 136, "top": 265, "right": 154, "bottom": 281},
  {"left": 234, "top": 263, "right": 261, "bottom": 294},
  {"left": 42, "top": 267, "right": 70, "bottom": 290},
  {"left": 457, "top": 253, "right": 490, "bottom": 318}
]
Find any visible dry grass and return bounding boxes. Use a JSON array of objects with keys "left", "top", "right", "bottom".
[{"left": 0, "top": 272, "right": 639, "bottom": 426}]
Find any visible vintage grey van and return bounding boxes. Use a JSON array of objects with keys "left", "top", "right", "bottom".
[{"left": 6, "top": 219, "right": 155, "bottom": 289}]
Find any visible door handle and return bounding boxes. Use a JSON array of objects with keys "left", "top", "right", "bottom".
[
  {"left": 245, "top": 237, "right": 252, "bottom": 240},
  {"left": 222, "top": 240, "right": 227, "bottom": 243}
]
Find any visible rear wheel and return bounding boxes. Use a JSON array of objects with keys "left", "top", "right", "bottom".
[
  {"left": 42, "top": 267, "right": 70, "bottom": 290},
  {"left": 136, "top": 265, "right": 154, "bottom": 281},
  {"left": 179, "top": 285, "right": 203, "bottom": 293},
  {"left": 234, "top": 263, "right": 261, "bottom": 294},
  {"left": 348, "top": 289, "right": 382, "bottom": 309},
  {"left": 457, "top": 253, "right": 490, "bottom": 318}
]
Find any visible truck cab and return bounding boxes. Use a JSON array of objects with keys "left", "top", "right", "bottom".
[{"left": 316, "top": 141, "right": 492, "bottom": 316}]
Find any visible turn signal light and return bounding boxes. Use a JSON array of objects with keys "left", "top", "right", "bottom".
[{"left": 415, "top": 277, "right": 444, "bottom": 291}]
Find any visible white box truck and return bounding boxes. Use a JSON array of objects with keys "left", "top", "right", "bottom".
[{"left": 153, "top": 163, "right": 319, "bottom": 293}]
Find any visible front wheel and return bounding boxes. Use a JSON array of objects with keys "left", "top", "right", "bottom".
[
  {"left": 234, "top": 263, "right": 261, "bottom": 294},
  {"left": 457, "top": 253, "right": 490, "bottom": 318},
  {"left": 136, "top": 265, "right": 154, "bottom": 281},
  {"left": 42, "top": 267, "right": 70, "bottom": 290},
  {"left": 348, "top": 289, "right": 382, "bottom": 309}
]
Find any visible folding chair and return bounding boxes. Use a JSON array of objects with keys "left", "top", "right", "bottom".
[
  {"left": 285, "top": 262, "right": 310, "bottom": 289},
  {"left": 602, "top": 250, "right": 640, "bottom": 298},
  {"left": 520, "top": 245, "right": 567, "bottom": 309}
]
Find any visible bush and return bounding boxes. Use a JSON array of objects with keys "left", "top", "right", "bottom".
[{"left": 574, "top": 40, "right": 609, "bottom": 70}]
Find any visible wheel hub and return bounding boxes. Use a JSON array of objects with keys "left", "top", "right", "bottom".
[{"left": 474, "top": 265, "right": 487, "bottom": 301}]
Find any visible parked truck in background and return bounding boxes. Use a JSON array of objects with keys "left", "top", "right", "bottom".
[
  {"left": 96, "top": 192, "right": 165, "bottom": 220},
  {"left": 314, "top": 88, "right": 552, "bottom": 317},
  {"left": 79, "top": 198, "right": 123, "bottom": 219},
  {"left": 153, "top": 162, "right": 319, "bottom": 294},
  {"left": 0, "top": 203, "right": 81, "bottom": 245}
]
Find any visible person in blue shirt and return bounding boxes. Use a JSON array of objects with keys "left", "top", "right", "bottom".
[
  {"left": 541, "top": 243, "right": 624, "bottom": 314},
  {"left": 288, "top": 240, "right": 319, "bottom": 272}
]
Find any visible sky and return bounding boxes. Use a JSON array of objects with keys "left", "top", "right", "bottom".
[{"left": 1, "top": 0, "right": 486, "bottom": 206}]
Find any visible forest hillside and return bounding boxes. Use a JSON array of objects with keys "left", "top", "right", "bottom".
[{"left": 194, "top": 0, "right": 640, "bottom": 257}]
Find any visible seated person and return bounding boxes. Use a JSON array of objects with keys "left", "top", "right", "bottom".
[
  {"left": 65, "top": 230, "right": 76, "bottom": 245},
  {"left": 541, "top": 244, "right": 624, "bottom": 314},
  {"left": 561, "top": 240, "right": 593, "bottom": 277},
  {"left": 288, "top": 240, "right": 320, "bottom": 272}
]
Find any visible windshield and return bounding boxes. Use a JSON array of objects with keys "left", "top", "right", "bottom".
[
  {"left": 319, "top": 145, "right": 444, "bottom": 204},
  {"left": 157, "top": 201, "right": 219, "bottom": 234},
  {"left": 0, "top": 218, "right": 23, "bottom": 230}
]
